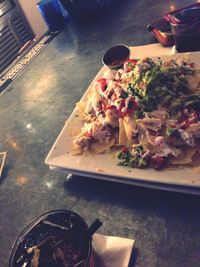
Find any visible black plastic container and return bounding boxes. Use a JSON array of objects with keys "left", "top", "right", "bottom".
[{"left": 9, "top": 210, "right": 98, "bottom": 267}]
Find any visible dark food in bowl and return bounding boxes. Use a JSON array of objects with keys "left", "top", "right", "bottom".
[
  {"left": 9, "top": 210, "right": 91, "bottom": 267},
  {"left": 102, "top": 45, "right": 130, "bottom": 69}
]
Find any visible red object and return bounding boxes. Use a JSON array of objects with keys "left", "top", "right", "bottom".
[
  {"left": 106, "top": 97, "right": 138, "bottom": 117},
  {"left": 96, "top": 78, "right": 107, "bottom": 91},
  {"left": 122, "top": 146, "right": 129, "bottom": 153},
  {"left": 116, "top": 97, "right": 138, "bottom": 117},
  {"left": 106, "top": 105, "right": 116, "bottom": 111},
  {"left": 124, "top": 59, "right": 138, "bottom": 71},
  {"left": 123, "top": 98, "right": 138, "bottom": 116},
  {"left": 151, "top": 156, "right": 166, "bottom": 170},
  {"left": 84, "top": 130, "right": 92, "bottom": 137}
]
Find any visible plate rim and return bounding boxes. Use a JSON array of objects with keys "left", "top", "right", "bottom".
[{"left": 45, "top": 50, "right": 200, "bottom": 192}]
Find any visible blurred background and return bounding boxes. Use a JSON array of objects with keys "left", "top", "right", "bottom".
[{"left": 0, "top": 0, "right": 116, "bottom": 77}]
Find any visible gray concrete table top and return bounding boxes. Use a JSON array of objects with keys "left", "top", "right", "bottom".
[{"left": 0, "top": 1, "right": 200, "bottom": 266}]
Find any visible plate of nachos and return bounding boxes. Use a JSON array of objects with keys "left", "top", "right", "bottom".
[{"left": 46, "top": 50, "right": 200, "bottom": 190}]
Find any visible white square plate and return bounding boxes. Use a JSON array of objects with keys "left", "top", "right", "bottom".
[{"left": 45, "top": 50, "right": 200, "bottom": 193}]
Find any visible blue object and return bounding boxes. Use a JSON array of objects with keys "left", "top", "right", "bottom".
[{"left": 37, "top": 0, "right": 70, "bottom": 32}]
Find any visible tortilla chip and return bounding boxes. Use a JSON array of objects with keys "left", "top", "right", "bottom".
[
  {"left": 90, "top": 138, "right": 115, "bottom": 154},
  {"left": 71, "top": 143, "right": 83, "bottom": 155},
  {"left": 104, "top": 110, "right": 119, "bottom": 127},
  {"left": 170, "top": 147, "right": 196, "bottom": 165},
  {"left": 76, "top": 101, "right": 86, "bottom": 113},
  {"left": 123, "top": 116, "right": 137, "bottom": 144},
  {"left": 119, "top": 118, "right": 128, "bottom": 146},
  {"left": 190, "top": 151, "right": 200, "bottom": 167}
]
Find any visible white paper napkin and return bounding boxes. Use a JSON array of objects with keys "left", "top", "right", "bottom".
[{"left": 92, "top": 234, "right": 135, "bottom": 267}]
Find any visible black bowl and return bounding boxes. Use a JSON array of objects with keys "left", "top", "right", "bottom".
[
  {"left": 9, "top": 210, "right": 92, "bottom": 267},
  {"left": 102, "top": 44, "right": 130, "bottom": 70}
]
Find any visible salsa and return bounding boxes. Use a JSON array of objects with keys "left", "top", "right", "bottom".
[{"left": 109, "top": 55, "right": 129, "bottom": 67}]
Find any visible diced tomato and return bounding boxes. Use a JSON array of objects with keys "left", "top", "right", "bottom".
[
  {"left": 119, "top": 98, "right": 126, "bottom": 110},
  {"left": 121, "top": 97, "right": 138, "bottom": 116},
  {"left": 190, "top": 63, "right": 195, "bottom": 68},
  {"left": 122, "top": 146, "right": 129, "bottom": 153},
  {"left": 151, "top": 156, "right": 166, "bottom": 170},
  {"left": 97, "top": 78, "right": 107, "bottom": 92},
  {"left": 116, "top": 99, "right": 125, "bottom": 117},
  {"left": 84, "top": 130, "right": 92, "bottom": 138},
  {"left": 106, "top": 105, "right": 116, "bottom": 111},
  {"left": 124, "top": 59, "right": 138, "bottom": 72},
  {"left": 110, "top": 97, "right": 138, "bottom": 117},
  {"left": 106, "top": 97, "right": 138, "bottom": 118},
  {"left": 125, "top": 59, "right": 138, "bottom": 65}
]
